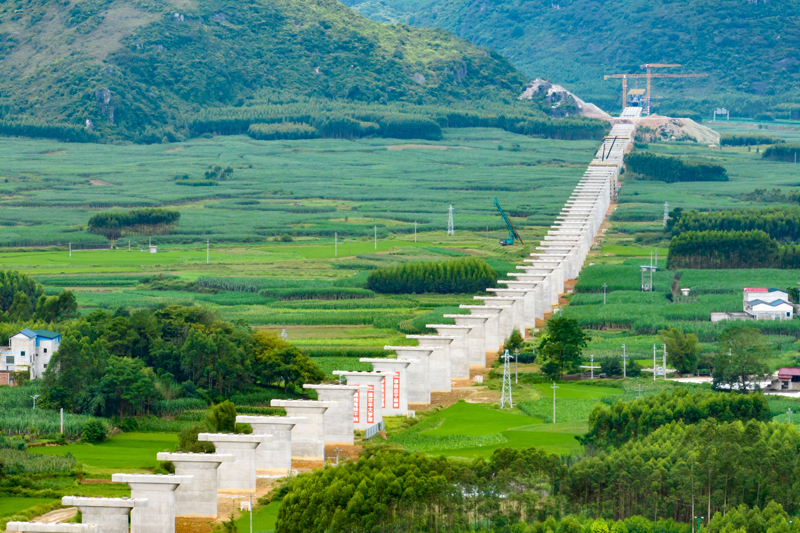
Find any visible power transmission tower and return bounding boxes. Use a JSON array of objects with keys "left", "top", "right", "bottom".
[
  {"left": 499, "top": 350, "right": 513, "bottom": 408},
  {"left": 663, "top": 201, "right": 669, "bottom": 227},
  {"left": 446, "top": 205, "right": 454, "bottom": 236}
]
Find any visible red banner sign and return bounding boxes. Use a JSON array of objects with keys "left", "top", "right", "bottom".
[
  {"left": 353, "top": 389, "right": 360, "bottom": 423},
  {"left": 393, "top": 372, "right": 400, "bottom": 409},
  {"left": 367, "top": 385, "right": 374, "bottom": 424}
]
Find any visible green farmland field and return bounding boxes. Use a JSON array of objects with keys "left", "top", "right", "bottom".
[
  {"left": 0, "top": 497, "right": 58, "bottom": 518},
  {"left": 30, "top": 433, "right": 178, "bottom": 475},
  {"left": 0, "top": 130, "right": 595, "bottom": 247}
]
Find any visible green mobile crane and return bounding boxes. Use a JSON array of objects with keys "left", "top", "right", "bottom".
[{"left": 494, "top": 198, "right": 524, "bottom": 246}]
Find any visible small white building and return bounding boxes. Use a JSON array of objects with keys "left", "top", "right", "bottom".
[
  {"left": 743, "top": 288, "right": 793, "bottom": 320},
  {"left": 0, "top": 328, "right": 61, "bottom": 380}
]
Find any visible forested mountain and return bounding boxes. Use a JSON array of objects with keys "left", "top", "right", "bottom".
[
  {"left": 343, "top": 0, "right": 800, "bottom": 115},
  {"left": 0, "top": 0, "right": 529, "bottom": 140}
]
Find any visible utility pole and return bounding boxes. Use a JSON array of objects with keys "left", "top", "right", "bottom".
[
  {"left": 514, "top": 348, "right": 519, "bottom": 384},
  {"left": 590, "top": 354, "right": 595, "bottom": 379},
  {"left": 334, "top": 447, "right": 341, "bottom": 466},
  {"left": 663, "top": 201, "right": 669, "bottom": 227},
  {"left": 603, "top": 283, "right": 607, "bottom": 305},
  {"left": 663, "top": 344, "right": 668, "bottom": 380},
  {"left": 622, "top": 344, "right": 627, "bottom": 378},
  {"left": 31, "top": 394, "right": 39, "bottom": 410},
  {"left": 551, "top": 381, "right": 559, "bottom": 423},
  {"left": 500, "top": 350, "right": 513, "bottom": 408},
  {"left": 637, "top": 383, "right": 643, "bottom": 399},
  {"left": 60, "top": 408, "right": 64, "bottom": 434},
  {"left": 653, "top": 344, "right": 657, "bottom": 381}
]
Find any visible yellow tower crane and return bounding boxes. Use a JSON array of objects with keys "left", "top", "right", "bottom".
[{"left": 604, "top": 64, "right": 708, "bottom": 115}]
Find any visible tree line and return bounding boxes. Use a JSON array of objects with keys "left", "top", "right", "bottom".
[
  {"left": 191, "top": 102, "right": 608, "bottom": 142},
  {"left": 762, "top": 143, "right": 800, "bottom": 162},
  {"left": 667, "top": 229, "right": 800, "bottom": 269},
  {"left": 672, "top": 207, "right": 800, "bottom": 242},
  {"left": 88, "top": 208, "right": 180, "bottom": 241},
  {"left": 0, "top": 270, "right": 77, "bottom": 323},
  {"left": 365, "top": 257, "right": 498, "bottom": 294},
  {"left": 580, "top": 389, "right": 771, "bottom": 449},
  {"left": 666, "top": 230, "right": 779, "bottom": 269},
  {"left": 0, "top": 119, "right": 99, "bottom": 143},
  {"left": 720, "top": 134, "right": 783, "bottom": 146},
  {"left": 41, "top": 305, "right": 324, "bottom": 418},
  {"left": 624, "top": 152, "right": 728, "bottom": 183},
  {"left": 277, "top": 418, "right": 800, "bottom": 531}
]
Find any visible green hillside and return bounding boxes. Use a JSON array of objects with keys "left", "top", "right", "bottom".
[
  {"left": 0, "top": 0, "right": 530, "bottom": 140},
  {"left": 344, "top": 0, "right": 800, "bottom": 116}
]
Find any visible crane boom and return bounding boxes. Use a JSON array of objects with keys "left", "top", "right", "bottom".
[{"left": 494, "top": 198, "right": 523, "bottom": 246}]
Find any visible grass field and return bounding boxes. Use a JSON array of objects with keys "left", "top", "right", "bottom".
[
  {"left": 0, "top": 498, "right": 57, "bottom": 518},
  {"left": 391, "top": 384, "right": 620, "bottom": 459},
  {"left": 30, "top": 432, "right": 178, "bottom": 475},
  {"left": 236, "top": 500, "right": 280, "bottom": 533}
]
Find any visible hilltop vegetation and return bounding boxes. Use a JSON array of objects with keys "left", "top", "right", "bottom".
[
  {"left": 344, "top": 0, "right": 800, "bottom": 115},
  {"left": 0, "top": 0, "right": 535, "bottom": 141}
]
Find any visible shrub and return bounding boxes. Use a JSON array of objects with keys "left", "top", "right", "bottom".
[
  {"left": 80, "top": 419, "right": 108, "bottom": 443},
  {"left": 720, "top": 133, "right": 783, "bottom": 146},
  {"left": 762, "top": 143, "right": 800, "bottom": 162}
]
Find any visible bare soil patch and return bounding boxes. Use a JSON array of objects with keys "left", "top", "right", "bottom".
[{"left": 90, "top": 179, "right": 113, "bottom": 186}]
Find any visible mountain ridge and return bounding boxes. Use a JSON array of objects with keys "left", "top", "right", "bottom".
[
  {"left": 0, "top": 0, "right": 530, "bottom": 140},
  {"left": 343, "top": 0, "right": 800, "bottom": 116}
]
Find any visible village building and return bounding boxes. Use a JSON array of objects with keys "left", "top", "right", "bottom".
[
  {"left": 0, "top": 328, "right": 61, "bottom": 381},
  {"left": 743, "top": 288, "right": 793, "bottom": 320}
]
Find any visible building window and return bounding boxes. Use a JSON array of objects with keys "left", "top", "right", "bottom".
[
  {"left": 20, "top": 351, "right": 25, "bottom": 357},
  {"left": 43, "top": 348, "right": 47, "bottom": 353},
  {"left": 5, "top": 356, "right": 13, "bottom": 365}
]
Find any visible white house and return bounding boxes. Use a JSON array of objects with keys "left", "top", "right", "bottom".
[
  {"left": 743, "top": 288, "right": 793, "bottom": 320},
  {"left": 1, "top": 329, "right": 61, "bottom": 380}
]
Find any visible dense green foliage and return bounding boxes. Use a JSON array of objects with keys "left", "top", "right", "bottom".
[
  {"left": 88, "top": 209, "right": 180, "bottom": 241},
  {"left": 247, "top": 123, "right": 320, "bottom": 141},
  {"left": 624, "top": 152, "right": 728, "bottom": 183},
  {"left": 193, "top": 99, "right": 607, "bottom": 142},
  {"left": 673, "top": 208, "right": 800, "bottom": 242},
  {"left": 366, "top": 257, "right": 497, "bottom": 294},
  {"left": 277, "top": 448, "right": 564, "bottom": 532},
  {"left": 0, "top": 271, "right": 76, "bottom": 323},
  {"left": 721, "top": 134, "right": 784, "bottom": 146},
  {"left": 581, "top": 389, "right": 771, "bottom": 449},
  {"left": 568, "top": 419, "right": 800, "bottom": 519},
  {"left": 762, "top": 143, "right": 800, "bottom": 162},
  {"left": 667, "top": 230, "right": 778, "bottom": 269},
  {"left": 0, "top": 0, "right": 533, "bottom": 141},
  {"left": 344, "top": 0, "right": 800, "bottom": 114},
  {"left": 40, "top": 306, "right": 324, "bottom": 417}
]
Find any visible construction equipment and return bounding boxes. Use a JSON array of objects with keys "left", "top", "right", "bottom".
[
  {"left": 604, "top": 64, "right": 708, "bottom": 114},
  {"left": 494, "top": 198, "right": 523, "bottom": 246}
]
